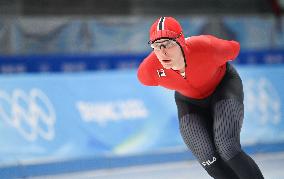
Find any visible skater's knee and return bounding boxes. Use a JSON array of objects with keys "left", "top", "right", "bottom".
[{"left": 214, "top": 137, "right": 241, "bottom": 161}]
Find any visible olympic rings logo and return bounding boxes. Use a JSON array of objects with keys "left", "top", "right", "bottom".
[{"left": 0, "top": 88, "right": 56, "bottom": 141}]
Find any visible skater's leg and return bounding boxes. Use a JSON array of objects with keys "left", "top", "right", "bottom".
[
  {"left": 213, "top": 99, "right": 264, "bottom": 179},
  {"left": 179, "top": 113, "right": 239, "bottom": 179}
]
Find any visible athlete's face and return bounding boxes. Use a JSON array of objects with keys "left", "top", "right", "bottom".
[{"left": 152, "top": 39, "right": 185, "bottom": 70}]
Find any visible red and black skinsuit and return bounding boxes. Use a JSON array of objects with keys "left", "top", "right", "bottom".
[{"left": 137, "top": 17, "right": 264, "bottom": 179}]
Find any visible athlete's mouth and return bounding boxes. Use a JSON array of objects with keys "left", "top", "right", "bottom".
[{"left": 162, "top": 59, "right": 171, "bottom": 63}]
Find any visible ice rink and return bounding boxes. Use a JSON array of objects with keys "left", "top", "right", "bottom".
[{"left": 29, "top": 151, "right": 284, "bottom": 179}]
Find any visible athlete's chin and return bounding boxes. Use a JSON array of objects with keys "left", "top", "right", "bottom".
[{"left": 162, "top": 63, "right": 173, "bottom": 69}]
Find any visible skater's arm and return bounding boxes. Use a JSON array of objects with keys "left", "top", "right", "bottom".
[{"left": 137, "top": 53, "right": 158, "bottom": 86}]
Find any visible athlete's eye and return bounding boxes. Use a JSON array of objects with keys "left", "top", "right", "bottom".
[{"left": 150, "top": 40, "right": 177, "bottom": 50}]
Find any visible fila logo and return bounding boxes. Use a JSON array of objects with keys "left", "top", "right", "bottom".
[
  {"left": 157, "top": 69, "right": 166, "bottom": 77},
  {"left": 202, "top": 157, "right": 217, "bottom": 166}
]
